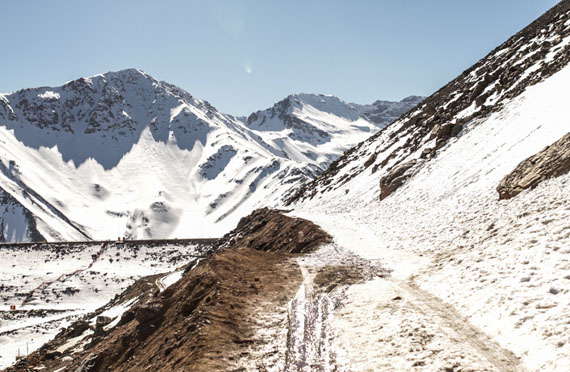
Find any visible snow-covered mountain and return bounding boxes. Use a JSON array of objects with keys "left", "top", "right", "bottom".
[
  {"left": 243, "top": 93, "right": 422, "bottom": 168},
  {"left": 5, "top": 2, "right": 570, "bottom": 371},
  {"left": 0, "top": 71, "right": 421, "bottom": 242}
]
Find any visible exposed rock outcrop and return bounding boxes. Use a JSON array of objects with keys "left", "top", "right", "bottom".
[
  {"left": 223, "top": 207, "right": 332, "bottom": 253},
  {"left": 379, "top": 160, "right": 417, "bottom": 200},
  {"left": 0, "top": 187, "right": 45, "bottom": 242},
  {"left": 497, "top": 132, "right": 570, "bottom": 199}
]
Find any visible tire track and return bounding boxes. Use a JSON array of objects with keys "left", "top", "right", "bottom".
[
  {"left": 282, "top": 243, "right": 528, "bottom": 372},
  {"left": 284, "top": 244, "right": 389, "bottom": 372},
  {"left": 400, "top": 279, "right": 528, "bottom": 372}
]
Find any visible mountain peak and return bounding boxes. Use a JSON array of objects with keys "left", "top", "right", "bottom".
[
  {"left": 400, "top": 95, "right": 425, "bottom": 103},
  {"left": 88, "top": 68, "right": 150, "bottom": 80}
]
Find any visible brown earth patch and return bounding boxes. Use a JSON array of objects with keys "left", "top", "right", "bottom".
[
  {"left": 221, "top": 207, "right": 332, "bottom": 254},
  {"left": 313, "top": 265, "right": 367, "bottom": 294}
]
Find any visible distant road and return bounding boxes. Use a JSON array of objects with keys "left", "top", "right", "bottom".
[{"left": 0, "top": 238, "right": 219, "bottom": 249}]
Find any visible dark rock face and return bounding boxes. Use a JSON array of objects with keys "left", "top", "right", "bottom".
[
  {"left": 66, "top": 319, "right": 90, "bottom": 338},
  {"left": 0, "top": 187, "right": 45, "bottom": 242},
  {"left": 497, "top": 132, "right": 570, "bottom": 199},
  {"left": 135, "top": 302, "right": 165, "bottom": 341},
  {"left": 379, "top": 160, "right": 417, "bottom": 200},
  {"left": 135, "top": 303, "right": 164, "bottom": 323}
]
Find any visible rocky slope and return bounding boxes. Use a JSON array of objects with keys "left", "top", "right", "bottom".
[
  {"left": 0, "top": 187, "right": 43, "bottom": 242},
  {"left": 0, "top": 72, "right": 421, "bottom": 242},
  {"left": 288, "top": 0, "right": 570, "bottom": 204},
  {"left": 285, "top": 1, "right": 570, "bottom": 371},
  {"left": 4, "top": 2, "right": 570, "bottom": 370},
  {"left": 0, "top": 238, "right": 216, "bottom": 369},
  {"left": 6, "top": 209, "right": 332, "bottom": 372}
]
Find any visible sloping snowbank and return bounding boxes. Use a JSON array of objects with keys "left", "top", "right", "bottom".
[{"left": 292, "top": 57, "right": 570, "bottom": 371}]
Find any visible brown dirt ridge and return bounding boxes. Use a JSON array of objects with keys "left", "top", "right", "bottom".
[{"left": 5, "top": 208, "right": 332, "bottom": 372}]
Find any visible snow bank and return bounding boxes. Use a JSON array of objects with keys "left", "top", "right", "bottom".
[{"left": 292, "top": 53, "right": 570, "bottom": 372}]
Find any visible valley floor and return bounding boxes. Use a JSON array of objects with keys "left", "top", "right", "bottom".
[{"left": 0, "top": 240, "right": 213, "bottom": 369}]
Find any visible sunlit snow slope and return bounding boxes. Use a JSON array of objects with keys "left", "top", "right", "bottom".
[
  {"left": 290, "top": 2, "right": 570, "bottom": 371},
  {"left": 0, "top": 70, "right": 421, "bottom": 241}
]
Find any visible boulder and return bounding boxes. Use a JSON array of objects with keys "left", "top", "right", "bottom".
[
  {"left": 497, "top": 132, "right": 570, "bottom": 199},
  {"left": 94, "top": 315, "right": 113, "bottom": 336},
  {"left": 429, "top": 123, "right": 463, "bottom": 141},
  {"left": 379, "top": 160, "right": 417, "bottom": 200},
  {"left": 66, "top": 319, "right": 90, "bottom": 338},
  {"left": 135, "top": 303, "right": 164, "bottom": 323},
  {"left": 117, "top": 308, "right": 136, "bottom": 326},
  {"left": 43, "top": 350, "right": 62, "bottom": 360},
  {"left": 96, "top": 315, "right": 113, "bottom": 329}
]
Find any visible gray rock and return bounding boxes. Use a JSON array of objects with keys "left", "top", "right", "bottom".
[
  {"left": 497, "top": 132, "right": 570, "bottom": 199},
  {"left": 135, "top": 302, "right": 164, "bottom": 323},
  {"left": 379, "top": 160, "right": 417, "bottom": 200}
]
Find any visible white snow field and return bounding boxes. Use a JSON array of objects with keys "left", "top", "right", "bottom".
[
  {"left": 0, "top": 71, "right": 421, "bottom": 242},
  {"left": 290, "top": 55, "right": 570, "bottom": 371},
  {"left": 0, "top": 240, "right": 211, "bottom": 369}
]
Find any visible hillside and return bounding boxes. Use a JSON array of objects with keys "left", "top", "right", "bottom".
[
  {"left": 0, "top": 72, "right": 421, "bottom": 242},
  {"left": 4, "top": 1, "right": 570, "bottom": 371},
  {"left": 4, "top": 209, "right": 333, "bottom": 372},
  {"left": 286, "top": 1, "right": 570, "bottom": 370},
  {"left": 0, "top": 238, "right": 216, "bottom": 369}
]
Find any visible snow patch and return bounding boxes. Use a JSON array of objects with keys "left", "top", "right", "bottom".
[{"left": 37, "top": 91, "right": 60, "bottom": 100}]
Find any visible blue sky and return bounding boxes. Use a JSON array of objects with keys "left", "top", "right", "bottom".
[{"left": 0, "top": 0, "right": 560, "bottom": 115}]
